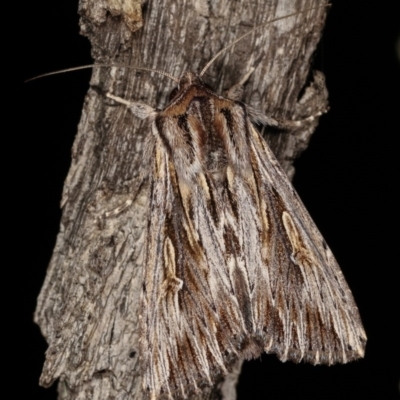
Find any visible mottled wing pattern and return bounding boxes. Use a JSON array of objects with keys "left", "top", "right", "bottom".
[{"left": 140, "top": 83, "right": 366, "bottom": 399}]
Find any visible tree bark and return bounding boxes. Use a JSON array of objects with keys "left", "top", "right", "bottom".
[{"left": 34, "top": 1, "right": 329, "bottom": 399}]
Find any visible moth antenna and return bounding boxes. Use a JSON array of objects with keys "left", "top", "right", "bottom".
[
  {"left": 25, "top": 64, "right": 179, "bottom": 83},
  {"left": 199, "top": 4, "right": 331, "bottom": 77}
]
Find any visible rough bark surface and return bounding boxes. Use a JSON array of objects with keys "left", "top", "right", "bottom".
[{"left": 35, "top": 1, "right": 329, "bottom": 399}]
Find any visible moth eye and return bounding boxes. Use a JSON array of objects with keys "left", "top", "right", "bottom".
[{"left": 169, "top": 87, "right": 179, "bottom": 101}]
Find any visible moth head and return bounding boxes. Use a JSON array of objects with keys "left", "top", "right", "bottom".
[
  {"left": 179, "top": 71, "right": 202, "bottom": 89},
  {"left": 178, "top": 71, "right": 203, "bottom": 89},
  {"left": 168, "top": 71, "right": 203, "bottom": 101}
]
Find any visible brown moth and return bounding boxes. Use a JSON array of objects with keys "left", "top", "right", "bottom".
[{"left": 107, "top": 52, "right": 366, "bottom": 400}]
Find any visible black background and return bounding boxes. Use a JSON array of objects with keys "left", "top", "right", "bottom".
[{"left": 16, "top": 1, "right": 399, "bottom": 399}]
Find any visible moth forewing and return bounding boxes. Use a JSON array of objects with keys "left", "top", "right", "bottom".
[
  {"left": 114, "top": 71, "right": 367, "bottom": 398},
  {"left": 249, "top": 124, "right": 366, "bottom": 361}
]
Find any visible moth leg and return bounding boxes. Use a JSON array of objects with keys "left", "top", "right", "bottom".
[
  {"left": 99, "top": 93, "right": 152, "bottom": 218},
  {"left": 247, "top": 105, "right": 328, "bottom": 129},
  {"left": 106, "top": 93, "right": 156, "bottom": 120},
  {"left": 248, "top": 70, "right": 328, "bottom": 129},
  {"left": 226, "top": 68, "right": 255, "bottom": 100}
]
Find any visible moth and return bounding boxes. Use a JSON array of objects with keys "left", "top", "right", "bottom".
[
  {"left": 104, "top": 14, "right": 367, "bottom": 400},
  {"left": 34, "top": 6, "right": 366, "bottom": 400}
]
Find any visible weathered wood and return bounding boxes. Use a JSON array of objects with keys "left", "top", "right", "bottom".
[{"left": 35, "top": 1, "right": 329, "bottom": 398}]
